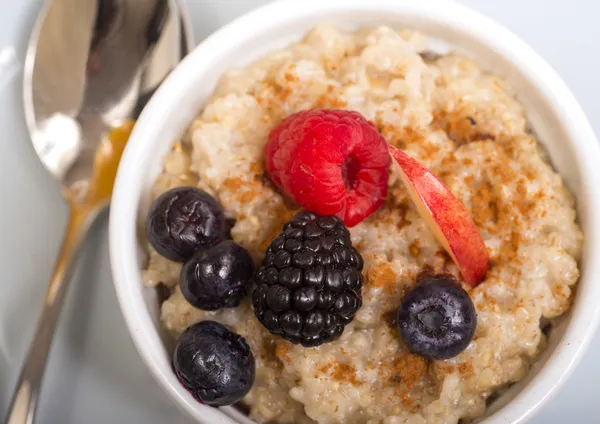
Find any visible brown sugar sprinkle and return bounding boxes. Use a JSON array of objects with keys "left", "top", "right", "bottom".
[
  {"left": 222, "top": 177, "right": 244, "bottom": 192},
  {"left": 319, "top": 363, "right": 333, "bottom": 374},
  {"left": 375, "top": 119, "right": 406, "bottom": 149},
  {"left": 481, "top": 291, "right": 499, "bottom": 310},
  {"left": 409, "top": 403, "right": 422, "bottom": 413},
  {"left": 236, "top": 190, "right": 259, "bottom": 203},
  {"left": 276, "top": 85, "right": 293, "bottom": 102},
  {"left": 497, "top": 230, "right": 522, "bottom": 265},
  {"left": 389, "top": 354, "right": 428, "bottom": 390},
  {"left": 377, "top": 123, "right": 426, "bottom": 152},
  {"left": 313, "top": 85, "right": 347, "bottom": 109},
  {"left": 433, "top": 109, "right": 496, "bottom": 145},
  {"left": 222, "top": 177, "right": 261, "bottom": 203},
  {"left": 490, "top": 161, "right": 517, "bottom": 186},
  {"left": 401, "top": 394, "right": 415, "bottom": 407},
  {"left": 283, "top": 65, "right": 299, "bottom": 83},
  {"left": 435, "top": 250, "right": 453, "bottom": 269},
  {"left": 320, "top": 361, "right": 360, "bottom": 385},
  {"left": 323, "top": 59, "right": 339, "bottom": 74},
  {"left": 458, "top": 362, "right": 474, "bottom": 378},
  {"left": 249, "top": 161, "right": 265, "bottom": 176},
  {"left": 379, "top": 197, "right": 410, "bottom": 230},
  {"left": 255, "top": 79, "right": 294, "bottom": 111},
  {"left": 524, "top": 168, "right": 537, "bottom": 180},
  {"left": 408, "top": 240, "right": 421, "bottom": 257},
  {"left": 515, "top": 178, "right": 537, "bottom": 216},
  {"left": 463, "top": 174, "right": 475, "bottom": 186},
  {"left": 516, "top": 177, "right": 527, "bottom": 197},
  {"left": 377, "top": 122, "right": 446, "bottom": 164},
  {"left": 421, "top": 142, "right": 441, "bottom": 161},
  {"left": 552, "top": 284, "right": 569, "bottom": 299},
  {"left": 275, "top": 340, "right": 292, "bottom": 365},
  {"left": 434, "top": 364, "right": 456, "bottom": 379},
  {"left": 366, "top": 262, "right": 398, "bottom": 293},
  {"left": 471, "top": 181, "right": 498, "bottom": 228},
  {"left": 383, "top": 190, "right": 410, "bottom": 209}
]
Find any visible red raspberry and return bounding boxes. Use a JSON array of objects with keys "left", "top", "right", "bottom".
[{"left": 265, "top": 109, "right": 391, "bottom": 226}]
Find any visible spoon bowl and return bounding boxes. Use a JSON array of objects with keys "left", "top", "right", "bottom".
[{"left": 24, "top": 0, "right": 192, "bottom": 198}]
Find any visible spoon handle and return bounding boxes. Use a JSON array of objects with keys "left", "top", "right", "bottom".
[{"left": 4, "top": 205, "right": 98, "bottom": 424}]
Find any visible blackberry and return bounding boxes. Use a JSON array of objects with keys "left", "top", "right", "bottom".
[{"left": 252, "top": 211, "right": 363, "bottom": 347}]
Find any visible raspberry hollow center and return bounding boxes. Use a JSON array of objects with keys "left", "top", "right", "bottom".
[{"left": 341, "top": 154, "right": 360, "bottom": 190}]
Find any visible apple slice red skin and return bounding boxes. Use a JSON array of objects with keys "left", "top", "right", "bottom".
[{"left": 389, "top": 145, "right": 489, "bottom": 287}]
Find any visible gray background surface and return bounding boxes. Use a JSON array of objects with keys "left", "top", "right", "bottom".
[{"left": 0, "top": 0, "right": 598, "bottom": 423}]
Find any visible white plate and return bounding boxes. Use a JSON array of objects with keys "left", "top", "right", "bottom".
[{"left": 1, "top": 1, "right": 600, "bottom": 423}]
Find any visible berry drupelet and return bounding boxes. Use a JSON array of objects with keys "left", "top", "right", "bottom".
[{"left": 252, "top": 211, "right": 364, "bottom": 347}]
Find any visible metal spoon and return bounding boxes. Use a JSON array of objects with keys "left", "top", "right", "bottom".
[{"left": 5, "top": 1, "right": 194, "bottom": 423}]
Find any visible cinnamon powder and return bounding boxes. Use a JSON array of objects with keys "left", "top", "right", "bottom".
[
  {"left": 366, "top": 262, "right": 397, "bottom": 293},
  {"left": 390, "top": 354, "right": 427, "bottom": 390},
  {"left": 320, "top": 361, "right": 360, "bottom": 385}
]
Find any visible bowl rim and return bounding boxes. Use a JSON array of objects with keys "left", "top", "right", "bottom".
[{"left": 109, "top": 0, "right": 600, "bottom": 423}]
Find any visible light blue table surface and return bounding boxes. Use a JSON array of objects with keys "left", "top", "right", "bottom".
[{"left": 1, "top": 0, "right": 598, "bottom": 423}]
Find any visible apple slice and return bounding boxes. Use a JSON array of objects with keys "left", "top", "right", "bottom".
[{"left": 389, "top": 145, "right": 489, "bottom": 287}]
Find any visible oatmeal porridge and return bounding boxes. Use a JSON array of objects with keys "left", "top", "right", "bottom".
[{"left": 142, "top": 24, "right": 582, "bottom": 424}]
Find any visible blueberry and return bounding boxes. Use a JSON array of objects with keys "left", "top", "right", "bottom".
[
  {"left": 173, "top": 321, "right": 255, "bottom": 406},
  {"left": 397, "top": 275, "right": 476, "bottom": 360},
  {"left": 180, "top": 240, "right": 254, "bottom": 310},
  {"left": 147, "top": 187, "right": 226, "bottom": 262}
]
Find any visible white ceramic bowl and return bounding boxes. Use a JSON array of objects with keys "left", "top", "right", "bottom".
[{"left": 109, "top": 0, "right": 600, "bottom": 423}]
